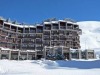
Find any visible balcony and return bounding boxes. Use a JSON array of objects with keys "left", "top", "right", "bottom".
[
  {"left": 37, "top": 30, "right": 43, "bottom": 33},
  {"left": 7, "top": 39, "right": 14, "bottom": 43},
  {"left": 67, "top": 23, "right": 73, "bottom": 29},
  {"left": 44, "top": 35, "right": 50, "bottom": 40},
  {"left": 51, "top": 44, "right": 59, "bottom": 46},
  {"left": 30, "top": 30, "right": 36, "bottom": 33},
  {"left": 25, "top": 30, "right": 29, "bottom": 33},
  {"left": 59, "top": 37, "right": 66, "bottom": 40},
  {"left": 59, "top": 30, "right": 65, "bottom": 35},
  {"left": 59, "top": 41, "right": 65, "bottom": 46},
  {"left": 4, "top": 24, "right": 10, "bottom": 30},
  {"left": 67, "top": 26, "right": 73, "bottom": 29},
  {"left": 23, "top": 34, "right": 30, "bottom": 38},
  {"left": 36, "top": 34, "right": 42, "bottom": 38},
  {"left": 1, "top": 31, "right": 8, "bottom": 36},
  {"left": 43, "top": 31, "right": 50, "bottom": 35},
  {"left": 23, "top": 47, "right": 35, "bottom": 50},
  {"left": 30, "top": 28, "right": 36, "bottom": 33},
  {"left": 27, "top": 44, "right": 35, "bottom": 49},
  {"left": 29, "top": 34, "right": 36, "bottom": 38},
  {"left": 18, "top": 34, "right": 23, "bottom": 38},
  {"left": 73, "top": 25, "right": 79, "bottom": 30},
  {"left": 36, "top": 41, "right": 42, "bottom": 44},
  {"left": 43, "top": 41, "right": 50, "bottom": 46},
  {"left": 51, "top": 30, "right": 58, "bottom": 35},
  {"left": 22, "top": 41, "right": 35, "bottom": 43},
  {"left": 66, "top": 38, "right": 72, "bottom": 41},
  {"left": 0, "top": 38, "right": 7, "bottom": 42},
  {"left": 36, "top": 46, "right": 43, "bottom": 50},
  {"left": 0, "top": 24, "right": 3, "bottom": 28},
  {"left": 51, "top": 41, "right": 59, "bottom": 46},
  {"left": 16, "top": 40, "right": 21, "bottom": 44},
  {"left": 37, "top": 51, "right": 43, "bottom": 54},
  {"left": 11, "top": 29, "right": 16, "bottom": 32},
  {"left": 51, "top": 36, "right": 59, "bottom": 40},
  {"left": 44, "top": 27, "right": 51, "bottom": 30},
  {"left": 18, "top": 28, "right": 23, "bottom": 33},
  {"left": 60, "top": 26, "right": 66, "bottom": 29},
  {"left": 22, "top": 34, "right": 36, "bottom": 38},
  {"left": 66, "top": 31, "right": 72, "bottom": 35},
  {"left": 11, "top": 26, "right": 17, "bottom": 32},
  {"left": 52, "top": 26, "right": 59, "bottom": 29},
  {"left": 59, "top": 22, "right": 66, "bottom": 29},
  {"left": 10, "top": 34, "right": 16, "bottom": 38},
  {"left": 24, "top": 28, "right": 29, "bottom": 33},
  {"left": 52, "top": 24, "right": 59, "bottom": 30},
  {"left": 22, "top": 39, "right": 35, "bottom": 43},
  {"left": 36, "top": 39, "right": 42, "bottom": 44},
  {"left": 37, "top": 26, "right": 43, "bottom": 33},
  {"left": 4, "top": 26, "right": 10, "bottom": 30},
  {"left": 44, "top": 24, "right": 51, "bottom": 30}
]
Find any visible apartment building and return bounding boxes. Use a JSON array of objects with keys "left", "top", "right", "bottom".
[{"left": 0, "top": 18, "right": 82, "bottom": 60}]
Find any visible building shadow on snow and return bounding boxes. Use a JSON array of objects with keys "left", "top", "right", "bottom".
[{"left": 56, "top": 60, "right": 100, "bottom": 69}]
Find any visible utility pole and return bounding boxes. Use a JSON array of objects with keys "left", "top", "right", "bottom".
[{"left": 85, "top": 38, "right": 87, "bottom": 50}]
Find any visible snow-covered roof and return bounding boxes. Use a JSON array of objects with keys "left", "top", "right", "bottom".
[
  {"left": 51, "top": 21, "right": 59, "bottom": 23},
  {"left": 44, "top": 22, "right": 51, "bottom": 24},
  {"left": 3, "top": 19, "right": 78, "bottom": 29},
  {"left": 4, "top": 22, "right": 36, "bottom": 28},
  {"left": 59, "top": 20, "right": 66, "bottom": 22}
]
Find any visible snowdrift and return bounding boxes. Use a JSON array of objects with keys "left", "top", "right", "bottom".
[{"left": 0, "top": 60, "right": 100, "bottom": 75}]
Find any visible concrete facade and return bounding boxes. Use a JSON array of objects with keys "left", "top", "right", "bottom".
[{"left": 0, "top": 18, "right": 82, "bottom": 60}]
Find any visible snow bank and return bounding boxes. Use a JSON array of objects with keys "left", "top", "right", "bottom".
[
  {"left": 41, "top": 60, "right": 59, "bottom": 69},
  {"left": 0, "top": 59, "right": 100, "bottom": 75}
]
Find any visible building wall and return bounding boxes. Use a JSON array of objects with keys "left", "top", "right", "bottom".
[{"left": 0, "top": 18, "right": 82, "bottom": 59}]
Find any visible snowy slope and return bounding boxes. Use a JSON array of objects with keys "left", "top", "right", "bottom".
[
  {"left": 77, "top": 21, "right": 100, "bottom": 54},
  {"left": 0, "top": 59, "right": 100, "bottom": 75}
]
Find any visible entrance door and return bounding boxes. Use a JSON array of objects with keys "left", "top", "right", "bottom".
[
  {"left": 63, "top": 53, "right": 69, "bottom": 60},
  {"left": 37, "top": 55, "right": 43, "bottom": 59}
]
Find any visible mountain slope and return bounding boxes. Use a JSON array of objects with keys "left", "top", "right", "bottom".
[{"left": 77, "top": 21, "right": 100, "bottom": 54}]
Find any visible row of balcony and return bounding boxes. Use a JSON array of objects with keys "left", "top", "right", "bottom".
[
  {"left": 1, "top": 25, "right": 80, "bottom": 33},
  {"left": 2, "top": 26, "right": 78, "bottom": 31},
  {"left": 18, "top": 45, "right": 43, "bottom": 50},
  {"left": 44, "top": 26, "right": 79, "bottom": 30},
  {"left": 18, "top": 34, "right": 43, "bottom": 38},
  {"left": 0, "top": 42, "right": 80, "bottom": 50}
]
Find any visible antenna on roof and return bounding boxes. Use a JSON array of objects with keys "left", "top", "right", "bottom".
[
  {"left": 44, "top": 18, "right": 57, "bottom": 22},
  {"left": 6, "top": 18, "right": 11, "bottom": 22},
  {"left": 12, "top": 20, "right": 17, "bottom": 24},
  {"left": 64, "top": 18, "right": 76, "bottom": 23}
]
